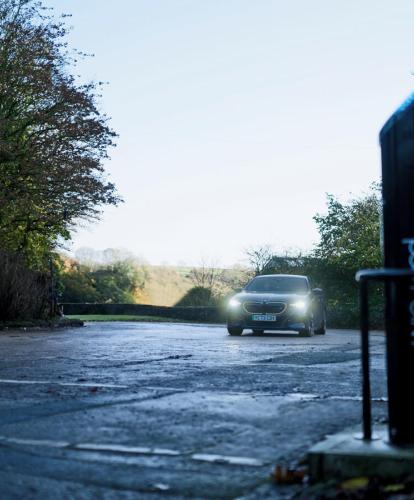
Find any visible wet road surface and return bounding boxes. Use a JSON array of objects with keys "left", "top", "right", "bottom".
[{"left": 0, "top": 323, "right": 387, "bottom": 498}]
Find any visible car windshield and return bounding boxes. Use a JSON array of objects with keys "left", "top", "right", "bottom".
[{"left": 245, "top": 276, "right": 309, "bottom": 294}]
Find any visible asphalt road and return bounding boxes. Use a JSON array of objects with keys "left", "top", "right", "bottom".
[{"left": 0, "top": 323, "right": 387, "bottom": 499}]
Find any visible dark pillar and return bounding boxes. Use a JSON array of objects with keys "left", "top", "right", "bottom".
[{"left": 380, "top": 94, "right": 414, "bottom": 445}]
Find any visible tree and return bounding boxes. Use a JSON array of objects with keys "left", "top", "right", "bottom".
[
  {"left": 60, "top": 259, "right": 145, "bottom": 304},
  {"left": 188, "top": 258, "right": 224, "bottom": 293},
  {"left": 313, "top": 186, "right": 382, "bottom": 270},
  {"left": 0, "top": 0, "right": 120, "bottom": 265},
  {"left": 219, "top": 264, "right": 252, "bottom": 291},
  {"left": 245, "top": 245, "right": 274, "bottom": 275},
  {"left": 312, "top": 186, "right": 382, "bottom": 294},
  {"left": 312, "top": 185, "right": 383, "bottom": 326}
]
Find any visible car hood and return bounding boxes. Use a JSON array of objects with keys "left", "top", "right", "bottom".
[{"left": 234, "top": 291, "right": 310, "bottom": 303}]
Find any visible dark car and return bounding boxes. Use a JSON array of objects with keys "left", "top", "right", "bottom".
[{"left": 226, "top": 274, "right": 326, "bottom": 337}]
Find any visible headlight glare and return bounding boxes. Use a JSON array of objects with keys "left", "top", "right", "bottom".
[
  {"left": 228, "top": 298, "right": 241, "bottom": 309},
  {"left": 291, "top": 300, "right": 307, "bottom": 311}
]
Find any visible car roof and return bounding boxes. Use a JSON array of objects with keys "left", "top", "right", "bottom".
[{"left": 254, "top": 274, "right": 307, "bottom": 279}]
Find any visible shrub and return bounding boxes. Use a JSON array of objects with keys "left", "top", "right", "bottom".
[
  {"left": 175, "top": 287, "right": 219, "bottom": 307},
  {"left": 0, "top": 251, "right": 50, "bottom": 320}
]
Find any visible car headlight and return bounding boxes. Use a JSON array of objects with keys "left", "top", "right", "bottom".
[
  {"left": 290, "top": 300, "right": 307, "bottom": 311},
  {"left": 228, "top": 298, "right": 241, "bottom": 309}
]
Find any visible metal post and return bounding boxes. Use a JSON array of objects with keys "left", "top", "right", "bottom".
[
  {"left": 359, "top": 278, "right": 372, "bottom": 441},
  {"left": 357, "top": 269, "right": 414, "bottom": 444},
  {"left": 50, "top": 255, "right": 55, "bottom": 317}
]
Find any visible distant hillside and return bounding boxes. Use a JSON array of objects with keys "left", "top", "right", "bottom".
[
  {"left": 62, "top": 248, "right": 250, "bottom": 306},
  {"left": 134, "top": 266, "right": 194, "bottom": 306}
]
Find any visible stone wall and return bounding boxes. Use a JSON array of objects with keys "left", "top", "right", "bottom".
[{"left": 60, "top": 303, "right": 225, "bottom": 323}]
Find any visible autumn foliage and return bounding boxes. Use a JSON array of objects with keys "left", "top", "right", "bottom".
[{"left": 0, "top": 0, "right": 120, "bottom": 319}]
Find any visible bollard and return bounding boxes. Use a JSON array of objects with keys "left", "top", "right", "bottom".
[
  {"left": 379, "top": 95, "right": 414, "bottom": 445},
  {"left": 374, "top": 94, "right": 414, "bottom": 445}
]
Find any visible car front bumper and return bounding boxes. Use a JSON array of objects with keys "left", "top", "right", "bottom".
[{"left": 227, "top": 308, "right": 310, "bottom": 332}]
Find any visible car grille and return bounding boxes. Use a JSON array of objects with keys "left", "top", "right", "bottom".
[{"left": 243, "top": 301, "right": 287, "bottom": 314}]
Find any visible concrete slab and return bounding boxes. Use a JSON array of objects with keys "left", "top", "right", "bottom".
[{"left": 309, "top": 426, "right": 414, "bottom": 480}]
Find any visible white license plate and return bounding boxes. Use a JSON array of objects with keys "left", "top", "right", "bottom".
[{"left": 252, "top": 314, "right": 277, "bottom": 321}]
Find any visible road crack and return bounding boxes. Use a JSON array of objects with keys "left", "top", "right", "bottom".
[{"left": 84, "top": 354, "right": 193, "bottom": 369}]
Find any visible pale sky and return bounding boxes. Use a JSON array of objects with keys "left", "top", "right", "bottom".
[{"left": 50, "top": 1, "right": 413, "bottom": 266}]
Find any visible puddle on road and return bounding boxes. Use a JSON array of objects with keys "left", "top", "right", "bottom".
[{"left": 133, "top": 390, "right": 322, "bottom": 419}]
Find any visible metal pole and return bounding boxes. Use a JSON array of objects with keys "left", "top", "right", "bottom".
[
  {"left": 50, "top": 255, "right": 55, "bottom": 317},
  {"left": 360, "top": 278, "right": 372, "bottom": 440}
]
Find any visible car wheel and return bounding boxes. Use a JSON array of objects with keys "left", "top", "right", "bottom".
[
  {"left": 315, "top": 321, "right": 326, "bottom": 335},
  {"left": 315, "top": 311, "right": 327, "bottom": 335},
  {"left": 227, "top": 326, "right": 243, "bottom": 336},
  {"left": 252, "top": 329, "right": 264, "bottom": 334},
  {"left": 298, "top": 319, "right": 314, "bottom": 337}
]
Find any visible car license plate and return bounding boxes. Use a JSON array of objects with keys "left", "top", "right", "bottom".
[{"left": 252, "top": 314, "right": 277, "bottom": 321}]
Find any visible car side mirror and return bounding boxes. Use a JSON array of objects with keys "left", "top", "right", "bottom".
[{"left": 312, "top": 288, "right": 323, "bottom": 296}]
